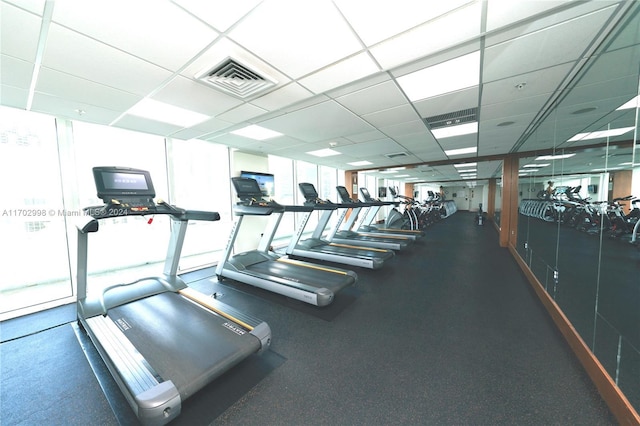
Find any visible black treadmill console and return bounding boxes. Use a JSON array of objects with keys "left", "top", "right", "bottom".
[
  {"left": 298, "top": 182, "right": 333, "bottom": 206},
  {"left": 359, "top": 187, "right": 373, "bottom": 202},
  {"left": 92, "top": 166, "right": 156, "bottom": 210},
  {"left": 336, "top": 186, "right": 355, "bottom": 203},
  {"left": 231, "top": 177, "right": 283, "bottom": 216}
]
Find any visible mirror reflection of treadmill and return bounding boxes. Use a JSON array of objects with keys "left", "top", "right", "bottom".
[
  {"left": 284, "top": 182, "right": 394, "bottom": 269},
  {"left": 215, "top": 177, "right": 357, "bottom": 307},
  {"left": 77, "top": 167, "right": 271, "bottom": 426},
  {"left": 355, "top": 187, "right": 423, "bottom": 240}
]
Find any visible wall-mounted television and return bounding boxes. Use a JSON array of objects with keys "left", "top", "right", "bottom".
[
  {"left": 587, "top": 184, "right": 598, "bottom": 193},
  {"left": 240, "top": 171, "right": 275, "bottom": 197}
]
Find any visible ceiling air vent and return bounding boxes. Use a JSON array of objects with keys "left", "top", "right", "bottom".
[
  {"left": 196, "top": 57, "right": 277, "bottom": 99},
  {"left": 384, "top": 152, "right": 408, "bottom": 159},
  {"left": 424, "top": 108, "right": 478, "bottom": 130}
]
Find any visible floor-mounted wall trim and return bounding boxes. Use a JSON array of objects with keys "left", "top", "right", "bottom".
[{"left": 509, "top": 243, "right": 640, "bottom": 425}]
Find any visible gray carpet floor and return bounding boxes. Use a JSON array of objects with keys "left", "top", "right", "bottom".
[{"left": 1, "top": 212, "right": 616, "bottom": 425}]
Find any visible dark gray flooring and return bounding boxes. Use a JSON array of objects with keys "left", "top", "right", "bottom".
[{"left": 1, "top": 212, "right": 616, "bottom": 425}]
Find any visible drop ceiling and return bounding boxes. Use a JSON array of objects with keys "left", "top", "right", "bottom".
[{"left": 1, "top": 0, "right": 639, "bottom": 186}]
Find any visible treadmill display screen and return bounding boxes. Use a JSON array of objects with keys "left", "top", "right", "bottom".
[
  {"left": 298, "top": 183, "right": 318, "bottom": 200},
  {"left": 336, "top": 186, "right": 351, "bottom": 202},
  {"left": 360, "top": 187, "right": 372, "bottom": 200},
  {"left": 102, "top": 172, "right": 148, "bottom": 191},
  {"left": 93, "top": 166, "right": 156, "bottom": 201},
  {"left": 232, "top": 177, "right": 265, "bottom": 200}
]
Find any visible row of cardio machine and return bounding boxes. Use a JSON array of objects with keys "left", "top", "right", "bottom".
[
  {"left": 75, "top": 168, "right": 422, "bottom": 425},
  {"left": 216, "top": 177, "right": 423, "bottom": 306}
]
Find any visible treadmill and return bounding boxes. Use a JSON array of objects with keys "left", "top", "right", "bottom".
[
  {"left": 355, "top": 187, "right": 423, "bottom": 240},
  {"left": 285, "top": 182, "right": 394, "bottom": 269},
  {"left": 330, "top": 185, "right": 413, "bottom": 251},
  {"left": 216, "top": 177, "right": 357, "bottom": 307},
  {"left": 76, "top": 167, "right": 271, "bottom": 425}
]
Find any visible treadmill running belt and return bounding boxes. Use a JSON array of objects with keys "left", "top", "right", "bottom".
[
  {"left": 247, "top": 260, "right": 354, "bottom": 292},
  {"left": 108, "top": 292, "right": 260, "bottom": 400}
]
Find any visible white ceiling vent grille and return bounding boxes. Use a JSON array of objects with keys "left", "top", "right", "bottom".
[
  {"left": 196, "top": 57, "right": 277, "bottom": 99},
  {"left": 385, "top": 152, "right": 408, "bottom": 159},
  {"left": 424, "top": 108, "right": 478, "bottom": 130}
]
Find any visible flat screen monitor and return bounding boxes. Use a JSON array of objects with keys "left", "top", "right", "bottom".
[
  {"left": 240, "top": 171, "right": 275, "bottom": 197},
  {"left": 92, "top": 166, "right": 155, "bottom": 201}
]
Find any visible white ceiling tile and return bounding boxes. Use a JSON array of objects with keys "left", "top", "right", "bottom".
[
  {"left": 370, "top": 1, "right": 482, "bottom": 70},
  {"left": 217, "top": 103, "right": 268, "bottom": 123},
  {"left": 51, "top": 0, "right": 218, "bottom": 71},
  {"left": 379, "top": 120, "right": 428, "bottom": 138},
  {"left": 43, "top": 24, "right": 173, "bottom": 96},
  {"left": 344, "top": 130, "right": 387, "bottom": 143},
  {"left": 30, "top": 92, "right": 122, "bottom": 125},
  {"left": 151, "top": 76, "right": 243, "bottom": 116},
  {"left": 36, "top": 67, "right": 140, "bottom": 111},
  {"left": 0, "top": 84, "right": 28, "bottom": 109},
  {"left": 335, "top": 0, "right": 474, "bottom": 46},
  {"left": 4, "top": 0, "right": 45, "bottom": 15},
  {"left": 481, "top": 63, "right": 573, "bottom": 106},
  {"left": 1, "top": 2, "right": 42, "bottom": 61},
  {"left": 228, "top": 0, "right": 362, "bottom": 79},
  {"left": 172, "top": 0, "right": 261, "bottom": 32},
  {"left": 1, "top": 55, "right": 33, "bottom": 89},
  {"left": 486, "top": 0, "right": 570, "bottom": 32},
  {"left": 480, "top": 93, "right": 551, "bottom": 122},
  {"left": 260, "top": 100, "right": 374, "bottom": 142},
  {"left": 337, "top": 139, "right": 406, "bottom": 156},
  {"left": 483, "top": 5, "right": 617, "bottom": 82},
  {"left": 363, "top": 104, "right": 419, "bottom": 128},
  {"left": 336, "top": 80, "right": 407, "bottom": 115},
  {"left": 250, "top": 83, "right": 313, "bottom": 111},
  {"left": 298, "top": 53, "right": 381, "bottom": 94},
  {"left": 114, "top": 114, "right": 184, "bottom": 136}
]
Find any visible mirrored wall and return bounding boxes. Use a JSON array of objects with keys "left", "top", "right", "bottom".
[{"left": 516, "top": 6, "right": 640, "bottom": 412}]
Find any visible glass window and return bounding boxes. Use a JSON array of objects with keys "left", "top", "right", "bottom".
[
  {"left": 268, "top": 155, "right": 295, "bottom": 243},
  {"left": 168, "top": 138, "right": 232, "bottom": 271},
  {"left": 0, "top": 107, "right": 72, "bottom": 317},
  {"left": 71, "top": 121, "right": 170, "bottom": 292}
]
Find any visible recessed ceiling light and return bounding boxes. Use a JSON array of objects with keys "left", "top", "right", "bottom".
[
  {"left": 535, "top": 153, "right": 576, "bottom": 160},
  {"left": 379, "top": 170, "right": 398, "bottom": 174},
  {"left": 445, "top": 146, "right": 477, "bottom": 156},
  {"left": 523, "top": 163, "right": 550, "bottom": 168},
  {"left": 348, "top": 160, "right": 372, "bottom": 166},
  {"left": 231, "top": 124, "right": 283, "bottom": 140},
  {"left": 458, "top": 168, "right": 477, "bottom": 173},
  {"left": 454, "top": 162, "right": 477, "bottom": 168},
  {"left": 307, "top": 148, "right": 341, "bottom": 157},
  {"left": 396, "top": 51, "right": 480, "bottom": 102},
  {"left": 432, "top": 122, "right": 478, "bottom": 139},
  {"left": 394, "top": 175, "right": 410, "bottom": 178},
  {"left": 127, "top": 98, "right": 210, "bottom": 127},
  {"left": 617, "top": 95, "right": 639, "bottom": 110},
  {"left": 567, "top": 127, "right": 634, "bottom": 142}
]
